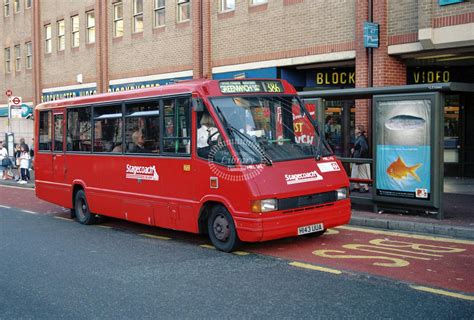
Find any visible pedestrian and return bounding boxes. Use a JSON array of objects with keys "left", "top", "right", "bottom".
[
  {"left": 0, "top": 142, "right": 9, "bottom": 180},
  {"left": 350, "top": 125, "right": 370, "bottom": 192},
  {"left": 14, "top": 143, "right": 22, "bottom": 181},
  {"left": 30, "top": 137, "right": 35, "bottom": 170},
  {"left": 18, "top": 144, "right": 31, "bottom": 184},
  {"left": 324, "top": 115, "right": 335, "bottom": 151}
]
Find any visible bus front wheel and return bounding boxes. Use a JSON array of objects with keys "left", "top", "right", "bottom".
[
  {"left": 208, "top": 205, "right": 241, "bottom": 252},
  {"left": 74, "top": 190, "right": 96, "bottom": 225}
]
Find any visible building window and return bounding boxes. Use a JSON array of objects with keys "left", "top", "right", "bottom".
[
  {"left": 153, "top": 0, "right": 165, "bottom": 27},
  {"left": 113, "top": 2, "right": 123, "bottom": 37},
  {"left": 25, "top": 0, "right": 31, "bottom": 9},
  {"left": 86, "top": 11, "right": 95, "bottom": 43},
  {"left": 71, "top": 15, "right": 80, "bottom": 48},
  {"left": 57, "top": 20, "right": 65, "bottom": 51},
  {"left": 13, "top": 0, "right": 19, "bottom": 12},
  {"left": 219, "top": 0, "right": 235, "bottom": 12},
  {"left": 250, "top": 0, "right": 267, "bottom": 4},
  {"left": 133, "top": 0, "right": 143, "bottom": 33},
  {"left": 25, "top": 41, "right": 32, "bottom": 69},
  {"left": 44, "top": 24, "right": 52, "bottom": 54},
  {"left": 14, "top": 44, "right": 20, "bottom": 71},
  {"left": 177, "top": 0, "right": 190, "bottom": 22},
  {"left": 4, "top": 0, "right": 10, "bottom": 17},
  {"left": 4, "top": 47, "right": 11, "bottom": 73}
]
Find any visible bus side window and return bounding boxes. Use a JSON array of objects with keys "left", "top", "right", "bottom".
[
  {"left": 93, "top": 105, "right": 123, "bottom": 153},
  {"left": 125, "top": 101, "right": 160, "bottom": 154},
  {"left": 38, "top": 111, "right": 52, "bottom": 151},
  {"left": 67, "top": 107, "right": 92, "bottom": 152},
  {"left": 162, "top": 97, "right": 191, "bottom": 155}
]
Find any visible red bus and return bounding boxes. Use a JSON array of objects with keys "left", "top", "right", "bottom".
[{"left": 34, "top": 79, "right": 350, "bottom": 252}]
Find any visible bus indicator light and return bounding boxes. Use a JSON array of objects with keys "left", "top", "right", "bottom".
[{"left": 210, "top": 177, "right": 219, "bottom": 189}]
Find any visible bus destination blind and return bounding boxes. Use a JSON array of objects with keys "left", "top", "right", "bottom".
[{"left": 219, "top": 80, "right": 284, "bottom": 94}]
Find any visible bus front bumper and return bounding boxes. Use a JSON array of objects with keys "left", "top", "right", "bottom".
[{"left": 234, "top": 199, "right": 351, "bottom": 242}]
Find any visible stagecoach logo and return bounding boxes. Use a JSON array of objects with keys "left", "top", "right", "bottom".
[
  {"left": 285, "top": 170, "right": 323, "bottom": 185},
  {"left": 126, "top": 164, "right": 159, "bottom": 181}
]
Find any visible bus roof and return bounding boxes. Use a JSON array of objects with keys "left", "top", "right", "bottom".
[{"left": 35, "top": 78, "right": 297, "bottom": 110}]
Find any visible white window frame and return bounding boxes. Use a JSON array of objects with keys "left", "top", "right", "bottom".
[
  {"left": 153, "top": 0, "right": 165, "bottom": 27},
  {"left": 14, "top": 44, "right": 20, "bottom": 71},
  {"left": 86, "top": 10, "right": 95, "bottom": 44},
  {"left": 177, "top": 0, "right": 190, "bottom": 23},
  {"left": 4, "top": 47, "right": 11, "bottom": 73},
  {"left": 57, "top": 20, "right": 65, "bottom": 51},
  {"left": 133, "top": 0, "right": 143, "bottom": 33},
  {"left": 25, "top": 0, "right": 31, "bottom": 9},
  {"left": 44, "top": 24, "right": 52, "bottom": 54},
  {"left": 71, "top": 15, "right": 80, "bottom": 48},
  {"left": 113, "top": 2, "right": 124, "bottom": 37},
  {"left": 250, "top": 0, "right": 267, "bottom": 5},
  {"left": 4, "top": 0, "right": 10, "bottom": 17},
  {"left": 25, "top": 41, "right": 32, "bottom": 69},
  {"left": 219, "top": 0, "right": 235, "bottom": 12},
  {"left": 13, "top": 0, "right": 19, "bottom": 13}
]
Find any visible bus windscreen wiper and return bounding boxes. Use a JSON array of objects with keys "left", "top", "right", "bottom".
[{"left": 215, "top": 106, "right": 272, "bottom": 166}]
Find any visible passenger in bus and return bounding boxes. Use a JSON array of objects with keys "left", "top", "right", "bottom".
[{"left": 129, "top": 129, "right": 148, "bottom": 153}]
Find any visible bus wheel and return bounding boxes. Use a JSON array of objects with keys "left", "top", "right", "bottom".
[
  {"left": 74, "top": 190, "right": 96, "bottom": 225},
  {"left": 208, "top": 205, "right": 241, "bottom": 252}
]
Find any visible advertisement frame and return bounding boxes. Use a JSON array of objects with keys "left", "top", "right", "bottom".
[{"left": 373, "top": 93, "right": 443, "bottom": 213}]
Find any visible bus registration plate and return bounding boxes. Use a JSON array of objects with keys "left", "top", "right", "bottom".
[{"left": 297, "top": 223, "right": 324, "bottom": 235}]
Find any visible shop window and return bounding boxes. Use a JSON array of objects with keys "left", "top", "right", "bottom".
[
  {"left": 93, "top": 105, "right": 123, "bottom": 153},
  {"left": 153, "top": 0, "right": 165, "bottom": 27},
  {"left": 67, "top": 107, "right": 92, "bottom": 152},
  {"left": 54, "top": 114, "right": 64, "bottom": 152},
  {"left": 86, "top": 11, "right": 95, "bottom": 43},
  {"left": 219, "top": 0, "right": 235, "bottom": 12},
  {"left": 113, "top": 1, "right": 124, "bottom": 37},
  {"left": 163, "top": 97, "right": 191, "bottom": 154},
  {"left": 14, "top": 44, "right": 20, "bottom": 71},
  {"left": 125, "top": 101, "right": 160, "bottom": 154},
  {"left": 133, "top": 0, "right": 143, "bottom": 33},
  {"left": 44, "top": 24, "right": 52, "bottom": 54},
  {"left": 39, "top": 111, "right": 52, "bottom": 151},
  {"left": 71, "top": 15, "right": 80, "bottom": 48},
  {"left": 177, "top": 0, "right": 190, "bottom": 23},
  {"left": 57, "top": 20, "right": 65, "bottom": 51},
  {"left": 25, "top": 42, "right": 32, "bottom": 69}
]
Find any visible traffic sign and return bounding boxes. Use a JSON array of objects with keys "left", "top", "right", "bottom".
[
  {"left": 6, "top": 89, "right": 13, "bottom": 97},
  {"left": 11, "top": 96, "right": 22, "bottom": 105}
]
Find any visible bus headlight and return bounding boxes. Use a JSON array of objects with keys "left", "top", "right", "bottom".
[
  {"left": 336, "top": 188, "right": 348, "bottom": 200},
  {"left": 251, "top": 199, "right": 278, "bottom": 213}
]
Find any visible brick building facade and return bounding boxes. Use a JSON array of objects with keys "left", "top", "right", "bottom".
[{"left": 1, "top": 0, "right": 474, "bottom": 174}]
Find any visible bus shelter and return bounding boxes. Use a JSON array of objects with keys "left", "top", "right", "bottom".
[{"left": 299, "top": 82, "right": 474, "bottom": 219}]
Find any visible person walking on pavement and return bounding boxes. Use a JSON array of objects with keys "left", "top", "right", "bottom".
[
  {"left": 351, "top": 125, "right": 370, "bottom": 192},
  {"left": 18, "top": 144, "right": 31, "bottom": 184}
]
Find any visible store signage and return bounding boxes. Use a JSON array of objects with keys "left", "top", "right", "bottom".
[
  {"left": 42, "top": 87, "right": 97, "bottom": 102},
  {"left": 364, "top": 22, "right": 379, "bottom": 48},
  {"left": 410, "top": 70, "right": 450, "bottom": 84},
  {"left": 439, "top": 0, "right": 463, "bottom": 6},
  {"left": 219, "top": 80, "right": 283, "bottom": 94},
  {"left": 315, "top": 70, "right": 355, "bottom": 86}
]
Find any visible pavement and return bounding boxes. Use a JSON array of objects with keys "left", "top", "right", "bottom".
[{"left": 1, "top": 169, "right": 473, "bottom": 240}]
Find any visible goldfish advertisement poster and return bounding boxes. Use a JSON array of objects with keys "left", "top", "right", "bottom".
[
  {"left": 374, "top": 99, "right": 432, "bottom": 200},
  {"left": 376, "top": 145, "right": 430, "bottom": 199}
]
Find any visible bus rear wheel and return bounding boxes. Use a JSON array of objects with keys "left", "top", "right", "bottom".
[
  {"left": 207, "top": 205, "right": 241, "bottom": 252},
  {"left": 74, "top": 190, "right": 96, "bottom": 225}
]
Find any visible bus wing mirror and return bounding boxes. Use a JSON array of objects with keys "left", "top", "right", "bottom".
[{"left": 192, "top": 98, "right": 204, "bottom": 112}]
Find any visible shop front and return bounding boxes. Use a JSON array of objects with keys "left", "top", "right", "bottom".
[{"left": 407, "top": 65, "right": 474, "bottom": 178}]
